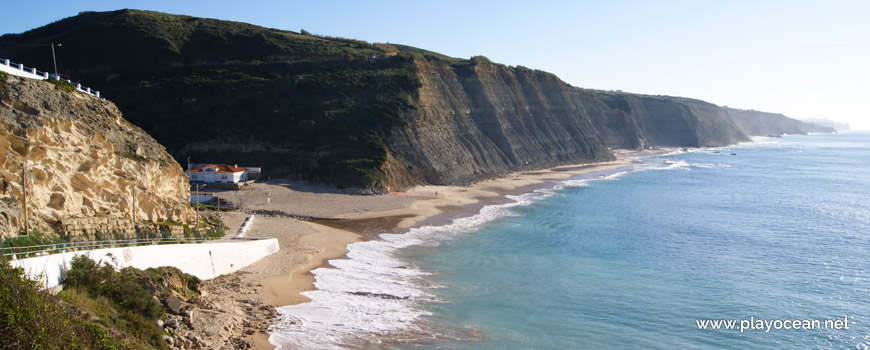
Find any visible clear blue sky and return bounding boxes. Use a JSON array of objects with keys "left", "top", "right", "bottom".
[{"left": 2, "top": 0, "right": 867, "bottom": 129}]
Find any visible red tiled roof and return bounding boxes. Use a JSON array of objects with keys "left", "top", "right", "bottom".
[{"left": 188, "top": 164, "right": 246, "bottom": 173}]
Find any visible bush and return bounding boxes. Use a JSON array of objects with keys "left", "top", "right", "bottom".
[
  {"left": 65, "top": 255, "right": 162, "bottom": 319},
  {"left": 0, "top": 256, "right": 116, "bottom": 349},
  {"left": 47, "top": 77, "right": 76, "bottom": 93},
  {"left": 64, "top": 255, "right": 167, "bottom": 348}
]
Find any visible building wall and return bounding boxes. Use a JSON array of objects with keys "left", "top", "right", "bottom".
[
  {"left": 10, "top": 238, "right": 280, "bottom": 289},
  {"left": 188, "top": 171, "right": 246, "bottom": 183}
]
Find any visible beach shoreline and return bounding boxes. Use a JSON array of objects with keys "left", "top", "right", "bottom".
[{"left": 194, "top": 155, "right": 645, "bottom": 349}]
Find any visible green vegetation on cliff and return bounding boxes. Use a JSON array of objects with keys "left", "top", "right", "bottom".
[
  {"left": 1, "top": 9, "right": 423, "bottom": 188},
  {"left": 0, "top": 257, "right": 116, "bottom": 349},
  {"left": 0, "top": 9, "right": 834, "bottom": 189},
  {"left": 62, "top": 255, "right": 199, "bottom": 349},
  {"left": 1, "top": 254, "right": 204, "bottom": 349}
]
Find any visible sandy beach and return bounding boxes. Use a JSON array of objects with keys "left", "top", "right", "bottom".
[{"left": 191, "top": 156, "right": 635, "bottom": 349}]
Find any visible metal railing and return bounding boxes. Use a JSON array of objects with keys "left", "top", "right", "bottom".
[
  {"left": 1, "top": 236, "right": 224, "bottom": 260},
  {"left": 1, "top": 57, "right": 103, "bottom": 99}
]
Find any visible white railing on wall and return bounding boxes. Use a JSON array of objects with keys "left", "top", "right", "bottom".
[{"left": 0, "top": 58, "right": 102, "bottom": 99}]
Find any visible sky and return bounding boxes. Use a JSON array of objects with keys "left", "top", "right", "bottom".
[{"left": 2, "top": 0, "right": 867, "bottom": 129}]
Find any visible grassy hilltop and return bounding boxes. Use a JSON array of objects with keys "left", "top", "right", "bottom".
[{"left": 1, "top": 9, "right": 457, "bottom": 187}]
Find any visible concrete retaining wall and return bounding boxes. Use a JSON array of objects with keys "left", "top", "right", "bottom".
[
  {"left": 10, "top": 238, "right": 279, "bottom": 289},
  {"left": 61, "top": 216, "right": 185, "bottom": 242}
]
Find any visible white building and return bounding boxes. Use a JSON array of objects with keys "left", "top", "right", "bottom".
[{"left": 187, "top": 164, "right": 248, "bottom": 184}]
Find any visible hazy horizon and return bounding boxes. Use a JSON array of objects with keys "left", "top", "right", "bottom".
[{"left": 1, "top": 1, "right": 866, "bottom": 129}]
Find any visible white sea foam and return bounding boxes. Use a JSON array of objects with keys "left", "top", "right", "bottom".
[
  {"left": 268, "top": 162, "right": 673, "bottom": 348},
  {"left": 269, "top": 186, "right": 559, "bottom": 348}
]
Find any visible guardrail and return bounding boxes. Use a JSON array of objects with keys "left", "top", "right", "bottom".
[
  {"left": 1, "top": 57, "right": 102, "bottom": 99},
  {"left": 1, "top": 236, "right": 224, "bottom": 260}
]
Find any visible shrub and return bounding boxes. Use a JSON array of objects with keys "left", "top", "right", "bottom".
[
  {"left": 64, "top": 255, "right": 167, "bottom": 348},
  {"left": 0, "top": 256, "right": 116, "bottom": 349},
  {"left": 47, "top": 77, "right": 76, "bottom": 93}
]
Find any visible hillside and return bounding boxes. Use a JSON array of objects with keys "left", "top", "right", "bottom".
[
  {"left": 801, "top": 118, "right": 851, "bottom": 131},
  {"left": 0, "top": 73, "right": 194, "bottom": 239},
  {"left": 0, "top": 9, "right": 834, "bottom": 189}
]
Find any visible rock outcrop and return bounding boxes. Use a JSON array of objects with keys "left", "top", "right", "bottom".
[{"left": 0, "top": 74, "right": 194, "bottom": 239}]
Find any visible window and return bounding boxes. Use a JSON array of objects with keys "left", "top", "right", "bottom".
[{"left": 222, "top": 175, "right": 228, "bottom": 179}]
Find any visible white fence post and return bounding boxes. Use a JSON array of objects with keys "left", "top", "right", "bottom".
[{"left": 1, "top": 57, "right": 104, "bottom": 99}]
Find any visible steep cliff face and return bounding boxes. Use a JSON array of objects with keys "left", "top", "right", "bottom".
[
  {"left": 0, "top": 10, "right": 835, "bottom": 190},
  {"left": 0, "top": 75, "right": 194, "bottom": 238},
  {"left": 584, "top": 93, "right": 751, "bottom": 148},
  {"left": 386, "top": 60, "right": 612, "bottom": 185},
  {"left": 727, "top": 108, "right": 835, "bottom": 135},
  {"left": 385, "top": 60, "right": 816, "bottom": 186}
]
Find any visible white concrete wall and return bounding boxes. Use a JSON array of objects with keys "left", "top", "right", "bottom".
[
  {"left": 1, "top": 58, "right": 102, "bottom": 98},
  {"left": 10, "top": 238, "right": 279, "bottom": 289},
  {"left": 0, "top": 60, "right": 48, "bottom": 80},
  {"left": 190, "top": 193, "right": 214, "bottom": 203},
  {"left": 188, "top": 171, "right": 246, "bottom": 184}
]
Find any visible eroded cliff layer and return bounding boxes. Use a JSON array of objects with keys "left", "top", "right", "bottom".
[
  {"left": 386, "top": 60, "right": 612, "bottom": 186},
  {"left": 0, "top": 74, "right": 193, "bottom": 238},
  {"left": 384, "top": 59, "right": 834, "bottom": 186}
]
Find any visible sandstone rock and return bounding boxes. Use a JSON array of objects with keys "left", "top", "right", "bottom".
[{"left": 0, "top": 75, "right": 195, "bottom": 238}]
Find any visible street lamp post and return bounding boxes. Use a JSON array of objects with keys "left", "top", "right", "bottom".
[{"left": 50, "top": 43, "right": 61, "bottom": 78}]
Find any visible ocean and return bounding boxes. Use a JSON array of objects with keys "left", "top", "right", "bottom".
[{"left": 269, "top": 132, "right": 870, "bottom": 349}]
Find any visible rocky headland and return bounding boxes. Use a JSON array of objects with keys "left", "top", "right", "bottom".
[{"left": 0, "top": 73, "right": 194, "bottom": 239}]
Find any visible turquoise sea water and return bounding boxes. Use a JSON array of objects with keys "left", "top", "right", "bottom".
[
  {"left": 271, "top": 132, "right": 869, "bottom": 349},
  {"left": 400, "top": 132, "right": 870, "bottom": 349}
]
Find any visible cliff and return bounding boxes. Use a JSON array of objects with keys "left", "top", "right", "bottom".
[
  {"left": 0, "top": 10, "right": 836, "bottom": 189},
  {"left": 384, "top": 59, "right": 831, "bottom": 185},
  {"left": 385, "top": 60, "right": 611, "bottom": 186},
  {"left": 726, "top": 108, "right": 838, "bottom": 135},
  {"left": 0, "top": 73, "right": 194, "bottom": 239},
  {"left": 801, "top": 118, "right": 850, "bottom": 132}
]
